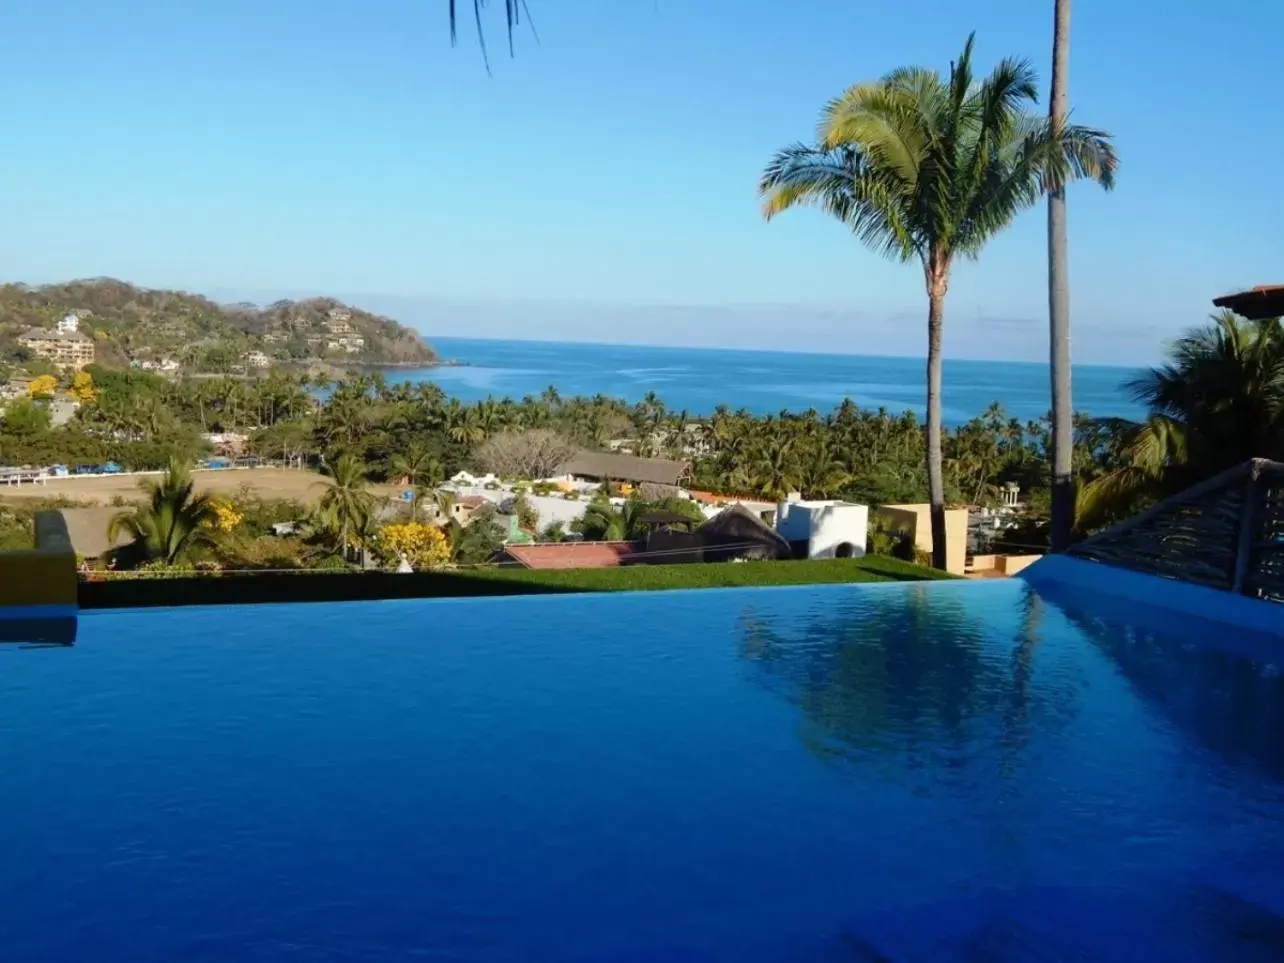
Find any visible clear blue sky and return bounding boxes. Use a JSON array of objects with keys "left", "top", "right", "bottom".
[{"left": 1, "top": 0, "right": 1279, "bottom": 363}]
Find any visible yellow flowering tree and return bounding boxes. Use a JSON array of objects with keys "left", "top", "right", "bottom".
[
  {"left": 373, "top": 522, "right": 450, "bottom": 571},
  {"left": 27, "top": 374, "right": 58, "bottom": 399},
  {"left": 69, "top": 370, "right": 98, "bottom": 404},
  {"left": 211, "top": 500, "right": 244, "bottom": 533}
]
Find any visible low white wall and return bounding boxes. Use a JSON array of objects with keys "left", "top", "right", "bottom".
[
  {"left": 806, "top": 503, "right": 869, "bottom": 558},
  {"left": 776, "top": 500, "right": 869, "bottom": 558}
]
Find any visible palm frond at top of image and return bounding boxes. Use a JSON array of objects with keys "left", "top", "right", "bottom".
[{"left": 449, "top": 0, "right": 537, "bottom": 71}]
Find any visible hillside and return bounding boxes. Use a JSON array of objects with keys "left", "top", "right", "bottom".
[{"left": 0, "top": 279, "right": 437, "bottom": 374}]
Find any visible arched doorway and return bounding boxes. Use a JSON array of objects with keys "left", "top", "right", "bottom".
[{"left": 835, "top": 541, "right": 854, "bottom": 559}]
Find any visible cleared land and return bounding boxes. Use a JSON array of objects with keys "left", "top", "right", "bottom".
[{"left": 0, "top": 468, "right": 400, "bottom": 506}]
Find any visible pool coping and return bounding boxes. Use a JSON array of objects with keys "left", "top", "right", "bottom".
[{"left": 1020, "top": 555, "right": 1284, "bottom": 638}]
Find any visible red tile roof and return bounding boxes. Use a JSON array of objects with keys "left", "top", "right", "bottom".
[{"left": 502, "top": 541, "right": 638, "bottom": 570}]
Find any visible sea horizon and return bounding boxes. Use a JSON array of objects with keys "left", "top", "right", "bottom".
[
  {"left": 389, "top": 336, "right": 1146, "bottom": 427},
  {"left": 420, "top": 332, "right": 1146, "bottom": 371}
]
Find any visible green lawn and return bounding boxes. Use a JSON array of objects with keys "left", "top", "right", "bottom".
[
  {"left": 78, "top": 554, "right": 958, "bottom": 609},
  {"left": 429, "top": 554, "right": 958, "bottom": 593}
]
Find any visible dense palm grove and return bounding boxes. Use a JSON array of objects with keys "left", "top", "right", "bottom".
[
  {"left": 1, "top": 309, "right": 1279, "bottom": 569},
  {"left": 2, "top": 365, "right": 1124, "bottom": 503}
]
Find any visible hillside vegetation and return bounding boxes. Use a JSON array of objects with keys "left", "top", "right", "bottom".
[{"left": 0, "top": 278, "right": 436, "bottom": 374}]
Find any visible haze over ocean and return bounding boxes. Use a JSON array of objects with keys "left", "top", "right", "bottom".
[{"left": 392, "top": 338, "right": 1144, "bottom": 427}]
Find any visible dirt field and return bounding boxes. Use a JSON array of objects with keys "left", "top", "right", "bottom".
[{"left": 0, "top": 467, "right": 401, "bottom": 507}]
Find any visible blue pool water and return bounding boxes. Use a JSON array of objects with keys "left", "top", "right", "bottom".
[{"left": 3, "top": 581, "right": 1283, "bottom": 961}]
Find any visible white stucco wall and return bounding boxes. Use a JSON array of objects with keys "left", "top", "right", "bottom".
[{"left": 775, "top": 500, "right": 870, "bottom": 558}]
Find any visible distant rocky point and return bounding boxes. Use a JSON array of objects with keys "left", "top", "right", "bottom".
[{"left": 0, "top": 278, "right": 437, "bottom": 375}]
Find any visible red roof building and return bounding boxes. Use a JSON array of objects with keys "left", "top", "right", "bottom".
[{"left": 496, "top": 541, "right": 638, "bottom": 570}]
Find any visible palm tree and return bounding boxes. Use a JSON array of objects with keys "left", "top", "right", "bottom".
[
  {"left": 313, "top": 453, "right": 377, "bottom": 561},
  {"left": 433, "top": 488, "right": 458, "bottom": 523},
  {"left": 107, "top": 461, "right": 221, "bottom": 567},
  {"left": 749, "top": 436, "right": 803, "bottom": 501},
  {"left": 1047, "top": 0, "right": 1075, "bottom": 553},
  {"left": 389, "top": 441, "right": 443, "bottom": 520},
  {"left": 759, "top": 34, "right": 1116, "bottom": 568},
  {"left": 1077, "top": 311, "right": 1284, "bottom": 529},
  {"left": 449, "top": 0, "right": 526, "bottom": 71}
]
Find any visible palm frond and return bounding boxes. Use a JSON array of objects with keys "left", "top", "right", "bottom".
[
  {"left": 767, "top": 33, "right": 1116, "bottom": 278},
  {"left": 449, "top": 0, "right": 533, "bottom": 72}
]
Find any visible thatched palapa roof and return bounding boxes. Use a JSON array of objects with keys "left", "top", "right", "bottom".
[
  {"left": 561, "top": 451, "right": 689, "bottom": 487},
  {"left": 698, "top": 504, "right": 791, "bottom": 560},
  {"left": 1212, "top": 285, "right": 1284, "bottom": 321},
  {"left": 1068, "top": 459, "right": 1283, "bottom": 603}
]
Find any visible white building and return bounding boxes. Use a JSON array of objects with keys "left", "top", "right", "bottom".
[
  {"left": 328, "top": 336, "right": 364, "bottom": 353},
  {"left": 775, "top": 494, "right": 870, "bottom": 559},
  {"left": 245, "top": 350, "right": 271, "bottom": 368},
  {"left": 56, "top": 313, "right": 81, "bottom": 334}
]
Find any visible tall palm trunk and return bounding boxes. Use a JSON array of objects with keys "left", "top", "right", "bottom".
[
  {"left": 1048, "top": 0, "right": 1074, "bottom": 551},
  {"left": 925, "top": 265, "right": 949, "bottom": 570}
]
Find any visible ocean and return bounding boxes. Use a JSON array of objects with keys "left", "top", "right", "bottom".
[{"left": 388, "top": 337, "right": 1145, "bottom": 427}]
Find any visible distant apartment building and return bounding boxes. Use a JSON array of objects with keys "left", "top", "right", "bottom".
[
  {"left": 328, "top": 308, "right": 352, "bottom": 323},
  {"left": 134, "top": 357, "right": 181, "bottom": 374},
  {"left": 328, "top": 336, "right": 364, "bottom": 354},
  {"left": 56, "top": 312, "right": 82, "bottom": 335},
  {"left": 18, "top": 328, "right": 94, "bottom": 371},
  {"left": 245, "top": 350, "right": 271, "bottom": 368}
]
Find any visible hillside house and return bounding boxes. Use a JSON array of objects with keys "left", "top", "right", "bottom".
[
  {"left": 56, "top": 313, "right": 82, "bottom": 334},
  {"left": 245, "top": 351, "right": 271, "bottom": 368},
  {"left": 18, "top": 328, "right": 94, "bottom": 371},
  {"left": 136, "top": 358, "right": 181, "bottom": 373},
  {"left": 328, "top": 336, "right": 364, "bottom": 354}
]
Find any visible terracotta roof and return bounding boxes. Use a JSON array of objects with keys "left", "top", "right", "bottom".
[
  {"left": 502, "top": 541, "right": 638, "bottom": 570},
  {"left": 561, "top": 451, "right": 689, "bottom": 486},
  {"left": 1212, "top": 284, "right": 1284, "bottom": 321}
]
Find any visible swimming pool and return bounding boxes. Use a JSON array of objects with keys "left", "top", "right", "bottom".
[{"left": 2, "top": 579, "right": 1283, "bottom": 961}]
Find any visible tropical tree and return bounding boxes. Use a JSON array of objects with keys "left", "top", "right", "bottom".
[
  {"left": 107, "top": 461, "right": 222, "bottom": 567},
  {"left": 1047, "top": 0, "right": 1076, "bottom": 553},
  {"left": 759, "top": 34, "right": 1116, "bottom": 567},
  {"left": 1, "top": 398, "right": 52, "bottom": 437},
  {"left": 312, "top": 453, "right": 377, "bottom": 561},
  {"left": 389, "top": 441, "right": 443, "bottom": 520},
  {"left": 1077, "top": 311, "right": 1284, "bottom": 529},
  {"left": 372, "top": 521, "right": 451, "bottom": 570}
]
